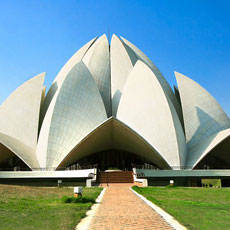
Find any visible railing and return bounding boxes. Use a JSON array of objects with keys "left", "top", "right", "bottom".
[
  {"left": 132, "top": 164, "right": 230, "bottom": 170},
  {"left": 2, "top": 164, "right": 230, "bottom": 172},
  {"left": 0, "top": 167, "right": 32, "bottom": 171},
  {"left": 0, "top": 164, "right": 98, "bottom": 172},
  {"left": 132, "top": 164, "right": 162, "bottom": 170}
]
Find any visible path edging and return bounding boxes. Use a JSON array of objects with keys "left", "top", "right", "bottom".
[
  {"left": 75, "top": 187, "right": 106, "bottom": 230},
  {"left": 130, "top": 187, "right": 187, "bottom": 230}
]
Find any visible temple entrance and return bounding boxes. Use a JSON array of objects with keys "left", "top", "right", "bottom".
[
  {"left": 194, "top": 136, "right": 230, "bottom": 170},
  {"left": 0, "top": 156, "right": 31, "bottom": 171},
  {"left": 195, "top": 155, "right": 230, "bottom": 169},
  {"left": 67, "top": 149, "right": 159, "bottom": 171}
]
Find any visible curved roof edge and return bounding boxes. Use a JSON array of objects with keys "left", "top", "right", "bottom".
[
  {"left": 186, "top": 129, "right": 230, "bottom": 169},
  {"left": 83, "top": 34, "right": 111, "bottom": 117},
  {"left": 120, "top": 36, "right": 183, "bottom": 124},
  {"left": 166, "top": 93, "right": 188, "bottom": 167},
  {"left": 0, "top": 73, "right": 45, "bottom": 150},
  {"left": 175, "top": 71, "right": 230, "bottom": 149},
  {"left": 39, "top": 37, "right": 97, "bottom": 128},
  {"left": 57, "top": 117, "right": 171, "bottom": 170},
  {"left": 110, "top": 34, "right": 134, "bottom": 117},
  {"left": 117, "top": 60, "right": 187, "bottom": 169},
  {"left": 0, "top": 132, "right": 40, "bottom": 170},
  {"left": 38, "top": 61, "right": 107, "bottom": 170}
]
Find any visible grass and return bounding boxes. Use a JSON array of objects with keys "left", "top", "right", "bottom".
[
  {"left": 0, "top": 184, "right": 102, "bottom": 230},
  {"left": 132, "top": 186, "right": 230, "bottom": 230}
]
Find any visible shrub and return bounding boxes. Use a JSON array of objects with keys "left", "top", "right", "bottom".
[{"left": 62, "top": 196, "right": 95, "bottom": 204}]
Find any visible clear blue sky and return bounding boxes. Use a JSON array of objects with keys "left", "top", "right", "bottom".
[{"left": 0, "top": 0, "right": 230, "bottom": 113}]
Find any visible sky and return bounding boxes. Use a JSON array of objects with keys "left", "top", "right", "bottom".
[{"left": 0, "top": 0, "right": 230, "bottom": 113}]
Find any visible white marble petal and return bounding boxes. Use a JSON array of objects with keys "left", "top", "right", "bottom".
[
  {"left": 175, "top": 72, "right": 230, "bottom": 149},
  {"left": 37, "top": 61, "right": 107, "bottom": 170},
  {"left": 110, "top": 34, "right": 134, "bottom": 116},
  {"left": 83, "top": 34, "right": 111, "bottom": 116},
  {"left": 0, "top": 73, "right": 45, "bottom": 169},
  {"left": 39, "top": 37, "right": 97, "bottom": 125},
  {"left": 120, "top": 36, "right": 183, "bottom": 123},
  {"left": 117, "top": 61, "right": 187, "bottom": 169},
  {"left": 187, "top": 129, "right": 230, "bottom": 169},
  {"left": 0, "top": 132, "right": 39, "bottom": 169},
  {"left": 57, "top": 118, "right": 170, "bottom": 169}
]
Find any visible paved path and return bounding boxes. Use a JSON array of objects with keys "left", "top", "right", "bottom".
[{"left": 89, "top": 184, "right": 173, "bottom": 230}]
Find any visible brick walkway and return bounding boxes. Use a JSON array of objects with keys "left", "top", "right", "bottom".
[{"left": 89, "top": 184, "right": 173, "bottom": 230}]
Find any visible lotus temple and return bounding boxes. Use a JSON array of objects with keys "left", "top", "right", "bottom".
[{"left": 0, "top": 34, "right": 230, "bottom": 186}]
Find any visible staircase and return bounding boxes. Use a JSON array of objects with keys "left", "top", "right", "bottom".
[{"left": 97, "top": 171, "right": 134, "bottom": 183}]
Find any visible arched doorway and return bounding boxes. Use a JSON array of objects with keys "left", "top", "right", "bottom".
[
  {"left": 65, "top": 149, "right": 160, "bottom": 171},
  {"left": 194, "top": 137, "right": 230, "bottom": 169},
  {"left": 57, "top": 118, "right": 171, "bottom": 170},
  {"left": 0, "top": 142, "right": 31, "bottom": 171},
  {"left": 194, "top": 136, "right": 230, "bottom": 169}
]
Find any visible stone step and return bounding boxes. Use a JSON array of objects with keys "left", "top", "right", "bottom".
[{"left": 97, "top": 171, "right": 134, "bottom": 183}]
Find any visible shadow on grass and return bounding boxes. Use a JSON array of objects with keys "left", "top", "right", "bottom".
[{"left": 62, "top": 196, "right": 95, "bottom": 204}]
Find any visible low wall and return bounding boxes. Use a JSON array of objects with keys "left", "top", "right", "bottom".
[
  {"left": 136, "top": 169, "right": 230, "bottom": 178},
  {"left": 0, "top": 169, "right": 96, "bottom": 186},
  {"left": 135, "top": 169, "right": 230, "bottom": 187}
]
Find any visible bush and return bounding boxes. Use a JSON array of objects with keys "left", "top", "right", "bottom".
[{"left": 62, "top": 196, "right": 95, "bottom": 204}]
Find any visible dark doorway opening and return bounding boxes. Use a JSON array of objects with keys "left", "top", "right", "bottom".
[
  {"left": 0, "top": 156, "right": 31, "bottom": 171},
  {"left": 195, "top": 155, "right": 230, "bottom": 170},
  {"left": 67, "top": 149, "right": 160, "bottom": 171},
  {"left": 194, "top": 136, "right": 230, "bottom": 170}
]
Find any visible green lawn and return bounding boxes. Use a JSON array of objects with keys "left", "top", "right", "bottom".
[
  {"left": 132, "top": 186, "right": 230, "bottom": 230},
  {"left": 0, "top": 184, "right": 102, "bottom": 230}
]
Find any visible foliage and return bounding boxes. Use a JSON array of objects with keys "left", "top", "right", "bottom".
[
  {"left": 62, "top": 196, "right": 95, "bottom": 204},
  {"left": 202, "top": 179, "right": 221, "bottom": 187}
]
